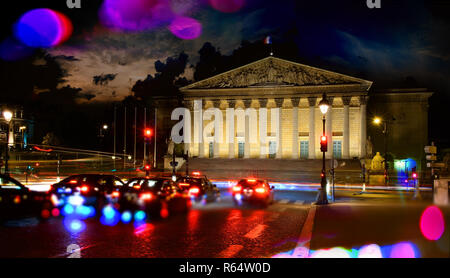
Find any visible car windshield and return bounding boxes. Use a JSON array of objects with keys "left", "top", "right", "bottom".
[
  {"left": 127, "top": 179, "right": 164, "bottom": 191},
  {"left": 0, "top": 176, "right": 24, "bottom": 190},
  {"left": 60, "top": 175, "right": 116, "bottom": 189},
  {"left": 178, "top": 177, "right": 202, "bottom": 186}
]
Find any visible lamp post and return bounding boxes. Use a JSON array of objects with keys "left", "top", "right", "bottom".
[
  {"left": 316, "top": 93, "right": 329, "bottom": 205},
  {"left": 3, "top": 110, "right": 13, "bottom": 175},
  {"left": 373, "top": 116, "right": 391, "bottom": 186}
]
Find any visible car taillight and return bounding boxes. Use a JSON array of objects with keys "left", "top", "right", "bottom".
[
  {"left": 112, "top": 191, "right": 120, "bottom": 198},
  {"left": 232, "top": 185, "right": 242, "bottom": 192},
  {"left": 140, "top": 192, "right": 153, "bottom": 201},
  {"left": 255, "top": 187, "right": 266, "bottom": 194},
  {"left": 133, "top": 185, "right": 141, "bottom": 189},
  {"left": 188, "top": 187, "right": 200, "bottom": 196},
  {"left": 79, "top": 185, "right": 89, "bottom": 193}
]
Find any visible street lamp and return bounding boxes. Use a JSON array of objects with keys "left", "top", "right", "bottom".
[
  {"left": 3, "top": 110, "right": 13, "bottom": 175},
  {"left": 316, "top": 93, "right": 329, "bottom": 205},
  {"left": 373, "top": 116, "right": 391, "bottom": 186}
]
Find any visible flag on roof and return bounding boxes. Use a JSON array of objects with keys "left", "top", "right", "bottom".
[{"left": 264, "top": 36, "right": 272, "bottom": 45}]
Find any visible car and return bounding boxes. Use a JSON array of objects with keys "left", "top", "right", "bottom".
[
  {"left": 48, "top": 174, "right": 125, "bottom": 212},
  {"left": 231, "top": 178, "right": 275, "bottom": 207},
  {"left": 0, "top": 174, "right": 54, "bottom": 222},
  {"left": 118, "top": 177, "right": 191, "bottom": 217},
  {"left": 176, "top": 172, "right": 220, "bottom": 203}
]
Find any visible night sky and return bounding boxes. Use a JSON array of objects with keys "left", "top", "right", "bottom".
[{"left": 0, "top": 0, "right": 449, "bottom": 144}]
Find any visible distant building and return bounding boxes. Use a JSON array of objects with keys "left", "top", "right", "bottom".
[{"left": 0, "top": 105, "right": 34, "bottom": 150}]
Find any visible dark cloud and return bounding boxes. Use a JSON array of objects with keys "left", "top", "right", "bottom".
[{"left": 93, "top": 73, "right": 118, "bottom": 86}]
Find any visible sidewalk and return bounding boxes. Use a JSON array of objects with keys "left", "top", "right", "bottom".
[{"left": 309, "top": 198, "right": 450, "bottom": 258}]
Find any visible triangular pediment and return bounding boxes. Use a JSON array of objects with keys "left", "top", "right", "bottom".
[{"left": 181, "top": 56, "right": 372, "bottom": 91}]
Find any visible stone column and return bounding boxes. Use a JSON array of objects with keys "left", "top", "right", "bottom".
[
  {"left": 258, "top": 98, "right": 268, "bottom": 159},
  {"left": 342, "top": 96, "right": 352, "bottom": 159},
  {"left": 274, "top": 98, "right": 284, "bottom": 159},
  {"left": 226, "top": 99, "right": 235, "bottom": 159},
  {"left": 325, "top": 96, "right": 334, "bottom": 159},
  {"left": 243, "top": 99, "right": 252, "bottom": 158},
  {"left": 291, "top": 97, "right": 300, "bottom": 159},
  {"left": 360, "top": 95, "right": 368, "bottom": 158},
  {"left": 307, "top": 97, "right": 317, "bottom": 159},
  {"left": 183, "top": 100, "right": 194, "bottom": 156},
  {"left": 212, "top": 99, "right": 221, "bottom": 158},
  {"left": 194, "top": 99, "right": 204, "bottom": 158}
]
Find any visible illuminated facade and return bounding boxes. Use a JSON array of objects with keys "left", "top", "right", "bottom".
[{"left": 180, "top": 56, "right": 373, "bottom": 159}]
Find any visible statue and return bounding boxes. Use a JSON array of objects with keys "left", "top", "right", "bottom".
[{"left": 371, "top": 152, "right": 385, "bottom": 171}]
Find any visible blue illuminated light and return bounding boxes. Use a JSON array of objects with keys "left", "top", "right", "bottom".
[
  {"left": 134, "top": 210, "right": 146, "bottom": 222},
  {"left": 121, "top": 211, "right": 132, "bottom": 223}
]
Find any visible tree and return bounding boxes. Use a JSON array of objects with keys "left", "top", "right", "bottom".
[{"left": 42, "top": 132, "right": 61, "bottom": 146}]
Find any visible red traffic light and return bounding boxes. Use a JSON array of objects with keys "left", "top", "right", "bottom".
[
  {"left": 144, "top": 164, "right": 151, "bottom": 170},
  {"left": 412, "top": 172, "right": 417, "bottom": 179},
  {"left": 320, "top": 135, "right": 327, "bottom": 152},
  {"left": 144, "top": 128, "right": 152, "bottom": 137}
]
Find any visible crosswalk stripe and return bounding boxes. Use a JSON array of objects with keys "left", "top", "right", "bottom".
[
  {"left": 278, "top": 199, "right": 289, "bottom": 204},
  {"left": 295, "top": 200, "right": 305, "bottom": 205},
  {"left": 217, "top": 245, "right": 244, "bottom": 258},
  {"left": 244, "top": 224, "right": 267, "bottom": 239}
]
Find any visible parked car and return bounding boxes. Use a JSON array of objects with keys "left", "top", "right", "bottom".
[
  {"left": 119, "top": 177, "right": 191, "bottom": 218},
  {"left": 0, "top": 174, "right": 54, "bottom": 222}
]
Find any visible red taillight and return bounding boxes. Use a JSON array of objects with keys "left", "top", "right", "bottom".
[
  {"left": 133, "top": 185, "right": 141, "bottom": 189},
  {"left": 232, "top": 185, "right": 242, "bottom": 192},
  {"left": 112, "top": 191, "right": 120, "bottom": 198},
  {"left": 69, "top": 180, "right": 78, "bottom": 184},
  {"left": 189, "top": 187, "right": 200, "bottom": 196},
  {"left": 255, "top": 187, "right": 266, "bottom": 194},
  {"left": 247, "top": 179, "right": 256, "bottom": 183},
  {"left": 140, "top": 192, "right": 153, "bottom": 201},
  {"left": 79, "top": 185, "right": 89, "bottom": 193},
  {"left": 192, "top": 171, "right": 200, "bottom": 176}
]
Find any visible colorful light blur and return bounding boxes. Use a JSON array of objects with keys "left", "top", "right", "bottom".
[
  {"left": 99, "top": 0, "right": 173, "bottom": 31},
  {"left": 134, "top": 210, "right": 147, "bottom": 222},
  {"left": 14, "top": 8, "right": 73, "bottom": 48},
  {"left": 64, "top": 218, "right": 86, "bottom": 233},
  {"left": 168, "top": 16, "right": 202, "bottom": 40},
  {"left": 121, "top": 211, "right": 133, "bottom": 223},
  {"left": 357, "top": 244, "right": 383, "bottom": 258},
  {"left": 100, "top": 205, "right": 120, "bottom": 226},
  {"left": 271, "top": 241, "right": 420, "bottom": 258},
  {"left": 309, "top": 247, "right": 353, "bottom": 258},
  {"left": 209, "top": 0, "right": 245, "bottom": 13},
  {"left": 0, "top": 37, "right": 35, "bottom": 61},
  {"left": 389, "top": 242, "right": 419, "bottom": 258},
  {"left": 420, "top": 206, "right": 445, "bottom": 241}
]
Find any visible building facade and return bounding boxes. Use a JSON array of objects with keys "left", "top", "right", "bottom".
[
  {"left": 180, "top": 56, "right": 373, "bottom": 159},
  {"left": 0, "top": 105, "right": 33, "bottom": 149}
]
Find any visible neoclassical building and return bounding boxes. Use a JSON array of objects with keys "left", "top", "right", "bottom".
[{"left": 180, "top": 56, "right": 373, "bottom": 160}]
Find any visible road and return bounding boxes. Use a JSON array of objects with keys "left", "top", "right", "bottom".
[
  {"left": 0, "top": 187, "right": 445, "bottom": 258},
  {"left": 0, "top": 189, "right": 315, "bottom": 258}
]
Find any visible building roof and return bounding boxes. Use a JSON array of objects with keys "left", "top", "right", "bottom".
[{"left": 180, "top": 56, "right": 373, "bottom": 94}]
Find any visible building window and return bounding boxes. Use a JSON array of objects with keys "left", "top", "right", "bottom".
[
  {"left": 300, "top": 141, "right": 309, "bottom": 159},
  {"left": 209, "top": 142, "right": 214, "bottom": 158},
  {"left": 238, "top": 142, "right": 244, "bottom": 158},
  {"left": 333, "top": 141, "right": 342, "bottom": 159},
  {"left": 269, "top": 141, "right": 276, "bottom": 159}
]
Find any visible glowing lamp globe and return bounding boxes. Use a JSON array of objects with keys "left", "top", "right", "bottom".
[{"left": 318, "top": 94, "right": 329, "bottom": 115}]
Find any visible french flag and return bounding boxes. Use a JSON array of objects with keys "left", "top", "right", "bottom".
[{"left": 264, "top": 36, "right": 272, "bottom": 45}]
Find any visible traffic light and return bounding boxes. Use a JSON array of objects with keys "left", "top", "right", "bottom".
[
  {"left": 144, "top": 164, "right": 151, "bottom": 171},
  {"left": 412, "top": 167, "right": 417, "bottom": 180},
  {"left": 320, "top": 135, "right": 327, "bottom": 152},
  {"left": 144, "top": 128, "right": 152, "bottom": 138}
]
